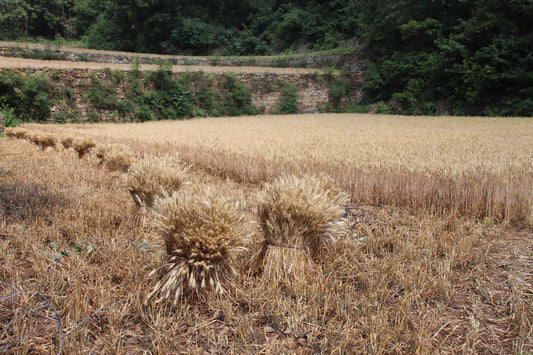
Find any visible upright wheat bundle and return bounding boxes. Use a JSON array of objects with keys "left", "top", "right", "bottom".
[
  {"left": 29, "top": 131, "right": 58, "bottom": 150},
  {"left": 147, "top": 189, "right": 247, "bottom": 304},
  {"left": 96, "top": 144, "right": 135, "bottom": 172},
  {"left": 73, "top": 137, "right": 96, "bottom": 158},
  {"left": 126, "top": 156, "right": 187, "bottom": 207},
  {"left": 60, "top": 136, "right": 74, "bottom": 149},
  {"left": 4, "top": 127, "right": 29, "bottom": 139},
  {"left": 252, "top": 174, "right": 348, "bottom": 280}
]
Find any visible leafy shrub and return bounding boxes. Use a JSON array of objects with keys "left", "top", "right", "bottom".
[
  {"left": 273, "top": 82, "right": 299, "bottom": 114},
  {"left": 375, "top": 101, "right": 392, "bottom": 114},
  {"left": 328, "top": 77, "right": 351, "bottom": 112},
  {"left": 85, "top": 109, "right": 101, "bottom": 123},
  {"left": 0, "top": 103, "right": 21, "bottom": 127},
  {"left": 218, "top": 74, "right": 259, "bottom": 116},
  {"left": 27, "top": 49, "right": 67, "bottom": 61},
  {"left": 86, "top": 14, "right": 125, "bottom": 51},
  {"left": 21, "top": 74, "right": 51, "bottom": 122},
  {"left": 83, "top": 74, "right": 121, "bottom": 111}
]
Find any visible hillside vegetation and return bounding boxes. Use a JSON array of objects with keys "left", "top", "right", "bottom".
[{"left": 1, "top": 0, "right": 532, "bottom": 116}]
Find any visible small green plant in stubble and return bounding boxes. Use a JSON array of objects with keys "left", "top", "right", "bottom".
[{"left": 147, "top": 188, "right": 248, "bottom": 305}]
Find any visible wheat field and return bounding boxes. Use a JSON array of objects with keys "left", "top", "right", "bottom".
[
  {"left": 1, "top": 114, "right": 532, "bottom": 353},
  {"left": 32, "top": 114, "right": 533, "bottom": 223}
]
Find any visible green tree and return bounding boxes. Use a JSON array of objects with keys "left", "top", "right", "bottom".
[{"left": 0, "top": 0, "right": 28, "bottom": 39}]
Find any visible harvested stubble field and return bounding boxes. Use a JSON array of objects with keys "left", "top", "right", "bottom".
[{"left": 1, "top": 114, "right": 532, "bottom": 354}]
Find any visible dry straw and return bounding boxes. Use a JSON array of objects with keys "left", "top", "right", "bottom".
[
  {"left": 147, "top": 189, "right": 247, "bottom": 304},
  {"left": 60, "top": 136, "right": 74, "bottom": 149},
  {"left": 4, "top": 127, "right": 29, "bottom": 139},
  {"left": 73, "top": 137, "right": 96, "bottom": 158},
  {"left": 126, "top": 156, "right": 188, "bottom": 207},
  {"left": 28, "top": 131, "right": 58, "bottom": 150},
  {"left": 96, "top": 144, "right": 135, "bottom": 172},
  {"left": 252, "top": 174, "right": 348, "bottom": 280}
]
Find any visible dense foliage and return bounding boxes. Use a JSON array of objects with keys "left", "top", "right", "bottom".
[
  {"left": 0, "top": 66, "right": 261, "bottom": 123},
  {"left": 0, "top": 0, "right": 531, "bottom": 116},
  {"left": 360, "top": 0, "right": 533, "bottom": 116}
]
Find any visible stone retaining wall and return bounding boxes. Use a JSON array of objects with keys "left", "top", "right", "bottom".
[{"left": 2, "top": 67, "right": 364, "bottom": 122}]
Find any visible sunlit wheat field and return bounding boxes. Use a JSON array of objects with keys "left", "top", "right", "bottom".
[
  {"left": 2, "top": 114, "right": 532, "bottom": 354},
  {"left": 32, "top": 113, "right": 533, "bottom": 223},
  {"left": 33, "top": 114, "right": 533, "bottom": 175}
]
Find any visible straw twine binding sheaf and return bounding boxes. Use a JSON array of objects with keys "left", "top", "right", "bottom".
[
  {"left": 251, "top": 174, "right": 349, "bottom": 280},
  {"left": 147, "top": 189, "right": 247, "bottom": 305}
]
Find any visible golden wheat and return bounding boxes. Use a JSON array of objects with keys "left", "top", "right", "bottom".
[
  {"left": 126, "top": 156, "right": 188, "bottom": 207},
  {"left": 148, "top": 188, "right": 247, "bottom": 304},
  {"left": 31, "top": 115, "right": 532, "bottom": 223},
  {"left": 252, "top": 174, "right": 348, "bottom": 279},
  {"left": 1, "top": 133, "right": 531, "bottom": 353},
  {"left": 73, "top": 137, "right": 96, "bottom": 158}
]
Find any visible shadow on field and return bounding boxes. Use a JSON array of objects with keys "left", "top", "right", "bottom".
[{"left": 0, "top": 180, "right": 69, "bottom": 222}]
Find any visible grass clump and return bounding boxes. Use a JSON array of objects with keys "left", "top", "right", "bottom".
[
  {"left": 252, "top": 174, "right": 348, "bottom": 280},
  {"left": 126, "top": 156, "right": 188, "bottom": 207},
  {"left": 148, "top": 189, "right": 247, "bottom": 304},
  {"left": 73, "top": 137, "right": 96, "bottom": 158}
]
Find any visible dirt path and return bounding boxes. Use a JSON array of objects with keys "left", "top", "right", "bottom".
[
  {"left": 0, "top": 56, "right": 322, "bottom": 74},
  {"left": 0, "top": 41, "right": 323, "bottom": 74}
]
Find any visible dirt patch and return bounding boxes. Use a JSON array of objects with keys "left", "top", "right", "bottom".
[{"left": 0, "top": 52, "right": 323, "bottom": 75}]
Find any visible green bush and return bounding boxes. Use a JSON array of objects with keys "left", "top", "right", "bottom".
[
  {"left": 86, "top": 108, "right": 101, "bottom": 123},
  {"left": 83, "top": 73, "right": 120, "bottom": 111},
  {"left": 273, "top": 82, "right": 299, "bottom": 114},
  {"left": 328, "top": 77, "right": 351, "bottom": 112},
  {"left": 21, "top": 74, "right": 51, "bottom": 122},
  {"left": 375, "top": 101, "right": 392, "bottom": 114},
  {"left": 0, "top": 102, "right": 22, "bottom": 127},
  {"left": 218, "top": 74, "right": 259, "bottom": 116}
]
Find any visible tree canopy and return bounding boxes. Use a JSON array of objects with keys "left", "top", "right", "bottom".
[{"left": 0, "top": 0, "right": 531, "bottom": 116}]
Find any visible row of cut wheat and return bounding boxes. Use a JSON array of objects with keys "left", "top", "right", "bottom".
[{"left": 5, "top": 128, "right": 351, "bottom": 304}]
